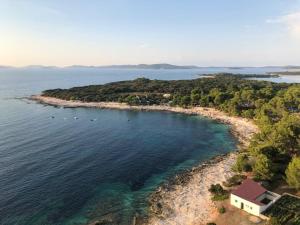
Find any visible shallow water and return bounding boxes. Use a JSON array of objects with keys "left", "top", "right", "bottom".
[{"left": 0, "top": 67, "right": 293, "bottom": 225}]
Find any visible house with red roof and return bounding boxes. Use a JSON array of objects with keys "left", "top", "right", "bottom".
[{"left": 230, "top": 179, "right": 281, "bottom": 216}]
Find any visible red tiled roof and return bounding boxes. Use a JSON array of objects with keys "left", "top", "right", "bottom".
[{"left": 232, "top": 179, "right": 267, "bottom": 205}]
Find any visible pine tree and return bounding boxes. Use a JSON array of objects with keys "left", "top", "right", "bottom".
[{"left": 286, "top": 156, "right": 300, "bottom": 190}]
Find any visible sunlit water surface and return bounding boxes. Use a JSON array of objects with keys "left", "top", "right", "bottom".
[{"left": 0, "top": 68, "right": 298, "bottom": 225}]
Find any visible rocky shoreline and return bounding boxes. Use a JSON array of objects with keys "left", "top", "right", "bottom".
[
  {"left": 30, "top": 95, "right": 259, "bottom": 225},
  {"left": 31, "top": 95, "right": 258, "bottom": 146},
  {"left": 144, "top": 153, "right": 237, "bottom": 225}
]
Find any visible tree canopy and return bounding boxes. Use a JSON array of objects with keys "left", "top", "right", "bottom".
[
  {"left": 286, "top": 156, "right": 300, "bottom": 190},
  {"left": 42, "top": 74, "right": 300, "bottom": 186}
]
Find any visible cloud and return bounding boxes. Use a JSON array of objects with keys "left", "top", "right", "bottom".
[{"left": 267, "top": 11, "right": 300, "bottom": 38}]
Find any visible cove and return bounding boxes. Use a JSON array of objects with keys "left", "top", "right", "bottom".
[{"left": 0, "top": 104, "right": 237, "bottom": 225}]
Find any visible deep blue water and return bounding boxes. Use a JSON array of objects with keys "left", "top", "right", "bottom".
[{"left": 0, "top": 68, "right": 298, "bottom": 225}]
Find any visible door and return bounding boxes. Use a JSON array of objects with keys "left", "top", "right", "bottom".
[{"left": 241, "top": 202, "right": 244, "bottom": 209}]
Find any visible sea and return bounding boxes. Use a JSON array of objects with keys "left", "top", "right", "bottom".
[{"left": 0, "top": 67, "right": 299, "bottom": 225}]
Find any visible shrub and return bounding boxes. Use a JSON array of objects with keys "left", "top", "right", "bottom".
[
  {"left": 232, "top": 154, "right": 252, "bottom": 172},
  {"left": 267, "top": 217, "right": 281, "bottom": 225},
  {"left": 223, "top": 174, "right": 247, "bottom": 187},
  {"left": 218, "top": 206, "right": 226, "bottom": 214},
  {"left": 206, "top": 223, "right": 216, "bottom": 225},
  {"left": 208, "top": 184, "right": 229, "bottom": 201},
  {"left": 209, "top": 184, "right": 223, "bottom": 193}
]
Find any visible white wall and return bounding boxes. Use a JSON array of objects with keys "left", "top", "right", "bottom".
[
  {"left": 257, "top": 192, "right": 281, "bottom": 212},
  {"left": 230, "top": 194, "right": 261, "bottom": 216}
]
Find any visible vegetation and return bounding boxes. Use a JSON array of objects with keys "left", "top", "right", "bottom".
[
  {"left": 223, "top": 174, "right": 247, "bottom": 187},
  {"left": 232, "top": 154, "right": 252, "bottom": 173},
  {"left": 208, "top": 184, "right": 229, "bottom": 201},
  {"left": 206, "top": 223, "right": 216, "bottom": 225},
  {"left": 265, "top": 217, "right": 282, "bottom": 225},
  {"left": 42, "top": 74, "right": 300, "bottom": 187},
  {"left": 218, "top": 206, "right": 226, "bottom": 214},
  {"left": 263, "top": 195, "right": 300, "bottom": 225},
  {"left": 286, "top": 156, "right": 300, "bottom": 190},
  {"left": 42, "top": 74, "right": 292, "bottom": 108}
]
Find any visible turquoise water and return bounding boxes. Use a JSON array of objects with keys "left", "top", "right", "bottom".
[{"left": 0, "top": 68, "right": 262, "bottom": 225}]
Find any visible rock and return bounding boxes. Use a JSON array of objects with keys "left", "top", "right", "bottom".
[{"left": 249, "top": 216, "right": 262, "bottom": 224}]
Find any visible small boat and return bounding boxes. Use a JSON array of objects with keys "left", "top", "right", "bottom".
[
  {"left": 51, "top": 116, "right": 55, "bottom": 119},
  {"left": 73, "top": 117, "right": 78, "bottom": 120},
  {"left": 90, "top": 119, "right": 97, "bottom": 121}
]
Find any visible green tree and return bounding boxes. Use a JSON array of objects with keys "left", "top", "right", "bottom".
[
  {"left": 209, "top": 88, "right": 221, "bottom": 99},
  {"left": 180, "top": 96, "right": 191, "bottom": 107},
  {"left": 241, "top": 109, "right": 255, "bottom": 118},
  {"left": 253, "top": 154, "right": 274, "bottom": 181},
  {"left": 284, "top": 85, "right": 300, "bottom": 111},
  {"left": 125, "top": 95, "right": 140, "bottom": 105},
  {"left": 270, "top": 115, "right": 300, "bottom": 155},
  {"left": 241, "top": 89, "right": 255, "bottom": 106},
  {"left": 199, "top": 96, "right": 209, "bottom": 107},
  {"left": 191, "top": 91, "right": 201, "bottom": 106},
  {"left": 233, "top": 154, "right": 251, "bottom": 172},
  {"left": 171, "top": 94, "right": 182, "bottom": 106},
  {"left": 259, "top": 86, "right": 275, "bottom": 99},
  {"left": 213, "top": 92, "right": 229, "bottom": 105},
  {"left": 286, "top": 156, "right": 300, "bottom": 190}
]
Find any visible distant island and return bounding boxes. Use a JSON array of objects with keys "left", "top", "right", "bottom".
[
  {"left": 93, "top": 63, "right": 200, "bottom": 69},
  {"left": 2, "top": 64, "right": 300, "bottom": 71},
  {"left": 0, "top": 64, "right": 199, "bottom": 70},
  {"left": 0, "top": 65, "right": 14, "bottom": 69},
  {"left": 200, "top": 73, "right": 279, "bottom": 78},
  {"left": 268, "top": 71, "right": 300, "bottom": 76}
]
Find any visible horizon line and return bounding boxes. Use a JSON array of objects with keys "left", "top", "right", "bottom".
[{"left": 1, "top": 63, "right": 300, "bottom": 69}]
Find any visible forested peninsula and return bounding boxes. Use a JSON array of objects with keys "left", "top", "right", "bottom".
[
  {"left": 36, "top": 74, "right": 300, "bottom": 223},
  {"left": 41, "top": 74, "right": 300, "bottom": 186}
]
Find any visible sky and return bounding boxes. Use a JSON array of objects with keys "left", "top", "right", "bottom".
[{"left": 1, "top": 0, "right": 300, "bottom": 67}]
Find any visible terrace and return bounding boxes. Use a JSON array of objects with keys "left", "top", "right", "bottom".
[{"left": 256, "top": 191, "right": 281, "bottom": 208}]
